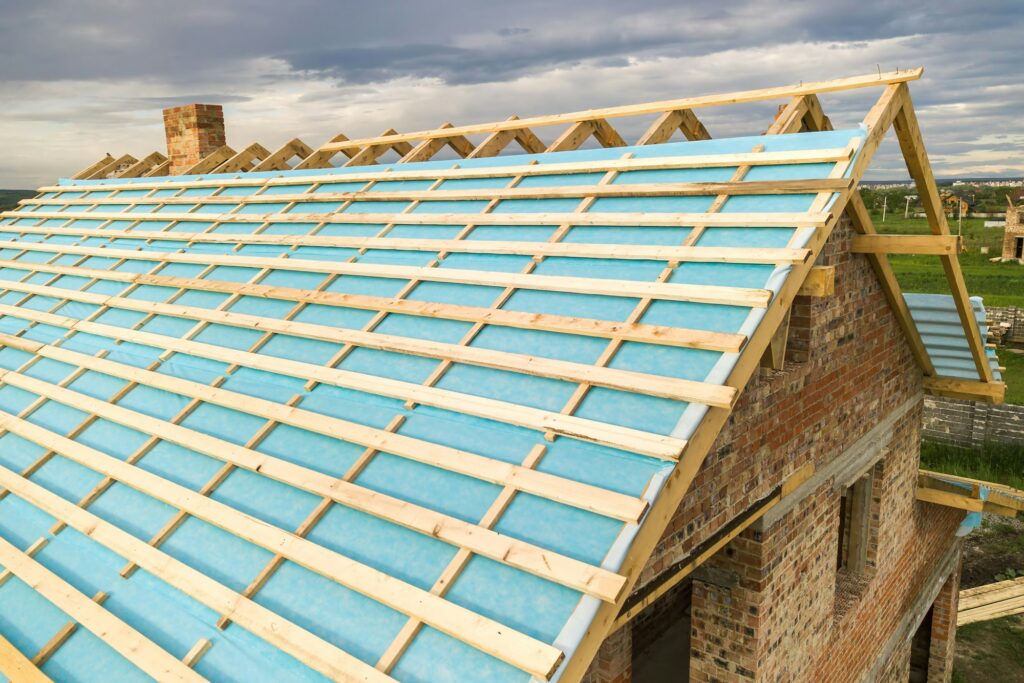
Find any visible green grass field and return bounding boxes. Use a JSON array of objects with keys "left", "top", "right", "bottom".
[
  {"left": 869, "top": 211, "right": 1024, "bottom": 308},
  {"left": 919, "top": 441, "right": 1024, "bottom": 490}
]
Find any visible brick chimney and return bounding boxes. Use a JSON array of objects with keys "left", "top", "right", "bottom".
[{"left": 163, "top": 104, "right": 226, "bottom": 175}]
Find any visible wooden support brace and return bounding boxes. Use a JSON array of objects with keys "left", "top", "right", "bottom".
[
  {"left": 213, "top": 142, "right": 272, "bottom": 173},
  {"left": 182, "top": 145, "right": 236, "bottom": 175},
  {"left": 760, "top": 308, "right": 791, "bottom": 370},
  {"left": 70, "top": 155, "right": 115, "bottom": 180},
  {"left": 797, "top": 265, "right": 835, "bottom": 297},
  {"left": 83, "top": 154, "right": 137, "bottom": 180},
  {"left": 923, "top": 376, "right": 1005, "bottom": 403},
  {"left": 116, "top": 151, "right": 168, "bottom": 179},
  {"left": 0, "top": 632, "right": 52, "bottom": 683},
  {"left": 851, "top": 234, "right": 961, "bottom": 255},
  {"left": 251, "top": 138, "right": 316, "bottom": 171}
]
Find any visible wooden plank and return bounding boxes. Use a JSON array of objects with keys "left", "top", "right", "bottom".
[
  {"left": 183, "top": 145, "right": 236, "bottom": 175},
  {"left": 915, "top": 486, "right": 985, "bottom": 512},
  {"left": 83, "top": 154, "right": 137, "bottom": 180},
  {"left": 0, "top": 256, "right": 744, "bottom": 352},
  {"left": 0, "top": 240, "right": 774, "bottom": 308},
  {"left": 0, "top": 632, "right": 52, "bottom": 683},
  {"left": 850, "top": 234, "right": 961, "bottom": 255},
  {"left": 0, "top": 364, "right": 631, "bottom": 600},
  {"left": 781, "top": 94, "right": 937, "bottom": 378},
  {"left": 923, "top": 376, "right": 1006, "bottom": 402},
  {"left": 400, "top": 123, "right": 476, "bottom": 162},
  {"left": 37, "top": 146, "right": 855, "bottom": 194},
  {"left": 116, "top": 152, "right": 168, "bottom": 179},
  {"left": 181, "top": 640, "right": 212, "bottom": 669},
  {"left": 796, "top": 265, "right": 835, "bottom": 297},
  {"left": 0, "top": 225, "right": 811, "bottom": 264},
  {"left": 919, "top": 470, "right": 1024, "bottom": 506},
  {"left": 0, "top": 323, "right": 680, "bottom": 463},
  {"left": 376, "top": 153, "right": 641, "bottom": 672},
  {"left": 891, "top": 88, "right": 993, "bottom": 383},
  {"left": 0, "top": 330, "right": 648, "bottom": 522},
  {"left": 31, "top": 591, "right": 108, "bottom": 667},
  {"left": 251, "top": 138, "right": 316, "bottom": 172},
  {"left": 3, "top": 208, "right": 830, "bottom": 229},
  {"left": 0, "top": 534, "right": 205, "bottom": 682},
  {"left": 0, "top": 279, "right": 737, "bottom": 406},
  {"left": 143, "top": 160, "right": 171, "bottom": 177},
  {"left": 25, "top": 178, "right": 851, "bottom": 206},
  {"left": 70, "top": 155, "right": 115, "bottom": 180},
  {"left": 343, "top": 128, "right": 414, "bottom": 167},
  {"left": 554, "top": 81, "right": 905, "bottom": 683},
  {"left": 0, "top": 412, "right": 564, "bottom": 680},
  {"left": 313, "top": 69, "right": 922, "bottom": 153},
  {"left": 846, "top": 193, "right": 936, "bottom": 375},
  {"left": 213, "top": 143, "right": 272, "bottom": 173},
  {"left": 0, "top": 464, "right": 395, "bottom": 683}
]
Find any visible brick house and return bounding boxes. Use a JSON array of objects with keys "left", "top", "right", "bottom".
[
  {"left": 0, "top": 69, "right": 1006, "bottom": 682},
  {"left": 1003, "top": 196, "right": 1024, "bottom": 261}
]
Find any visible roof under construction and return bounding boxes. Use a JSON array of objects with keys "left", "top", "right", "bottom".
[{"left": 0, "top": 68, "right": 1005, "bottom": 683}]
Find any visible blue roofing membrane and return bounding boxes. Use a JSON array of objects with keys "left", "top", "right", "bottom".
[
  {"left": 0, "top": 128, "right": 864, "bottom": 682},
  {"left": 903, "top": 293, "right": 1001, "bottom": 382}
]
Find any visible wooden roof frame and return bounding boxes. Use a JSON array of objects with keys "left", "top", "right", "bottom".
[{"left": 6, "top": 68, "right": 1006, "bottom": 682}]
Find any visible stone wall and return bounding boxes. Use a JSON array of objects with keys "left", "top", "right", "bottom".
[
  {"left": 922, "top": 395, "right": 1024, "bottom": 446},
  {"left": 581, "top": 217, "right": 963, "bottom": 682}
]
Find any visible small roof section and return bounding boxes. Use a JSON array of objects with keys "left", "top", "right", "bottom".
[{"left": 905, "top": 293, "right": 1001, "bottom": 382}]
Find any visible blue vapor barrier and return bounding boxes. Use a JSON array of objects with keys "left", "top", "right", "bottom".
[{"left": 0, "top": 128, "right": 865, "bottom": 681}]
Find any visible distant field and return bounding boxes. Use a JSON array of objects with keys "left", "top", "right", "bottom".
[
  {"left": 869, "top": 211, "right": 1024, "bottom": 309},
  {"left": 0, "top": 190, "right": 34, "bottom": 212}
]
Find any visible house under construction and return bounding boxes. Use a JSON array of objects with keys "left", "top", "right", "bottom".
[{"left": 0, "top": 68, "right": 1010, "bottom": 683}]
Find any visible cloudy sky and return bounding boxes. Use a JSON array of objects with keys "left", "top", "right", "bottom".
[{"left": 1, "top": 0, "right": 1021, "bottom": 188}]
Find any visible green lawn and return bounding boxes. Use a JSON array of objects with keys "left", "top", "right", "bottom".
[
  {"left": 998, "top": 348, "right": 1024, "bottom": 404},
  {"left": 869, "top": 211, "right": 1024, "bottom": 308},
  {"left": 920, "top": 441, "right": 1024, "bottom": 490}
]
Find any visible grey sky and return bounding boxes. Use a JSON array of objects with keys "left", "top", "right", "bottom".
[{"left": 1, "top": 0, "right": 1021, "bottom": 187}]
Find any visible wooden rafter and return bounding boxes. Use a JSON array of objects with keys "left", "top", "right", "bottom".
[
  {"left": 183, "top": 144, "right": 237, "bottom": 175},
  {"left": 776, "top": 93, "right": 937, "bottom": 378},
  {"left": 0, "top": 534, "right": 205, "bottom": 682},
  {"left": 0, "top": 632, "right": 51, "bottom": 683},
  {"left": 115, "top": 151, "right": 167, "bottom": 178},
  {"left": 69, "top": 154, "right": 115, "bottom": 180},
  {"left": 556, "top": 79, "right": 907, "bottom": 683},
  {"left": 891, "top": 90, "right": 994, "bottom": 382},
  {"left": 851, "top": 233, "right": 962, "bottom": 255},
  {"left": 213, "top": 142, "right": 272, "bottom": 173},
  {"left": 312, "top": 69, "right": 920, "bottom": 156},
  {"left": 19, "top": 69, "right": 992, "bottom": 683}
]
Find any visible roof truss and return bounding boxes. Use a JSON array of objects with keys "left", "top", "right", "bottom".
[{"left": 1, "top": 68, "right": 1004, "bottom": 682}]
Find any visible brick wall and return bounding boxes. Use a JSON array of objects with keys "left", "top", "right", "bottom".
[
  {"left": 581, "top": 216, "right": 962, "bottom": 682},
  {"left": 927, "top": 557, "right": 962, "bottom": 682},
  {"left": 163, "top": 104, "right": 226, "bottom": 175},
  {"left": 1002, "top": 206, "right": 1024, "bottom": 261},
  {"left": 922, "top": 395, "right": 1024, "bottom": 446},
  {"left": 988, "top": 305, "right": 1024, "bottom": 343}
]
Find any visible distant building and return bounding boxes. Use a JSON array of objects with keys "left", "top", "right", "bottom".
[
  {"left": 940, "top": 190, "right": 972, "bottom": 217},
  {"left": 1004, "top": 196, "right": 1024, "bottom": 261}
]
